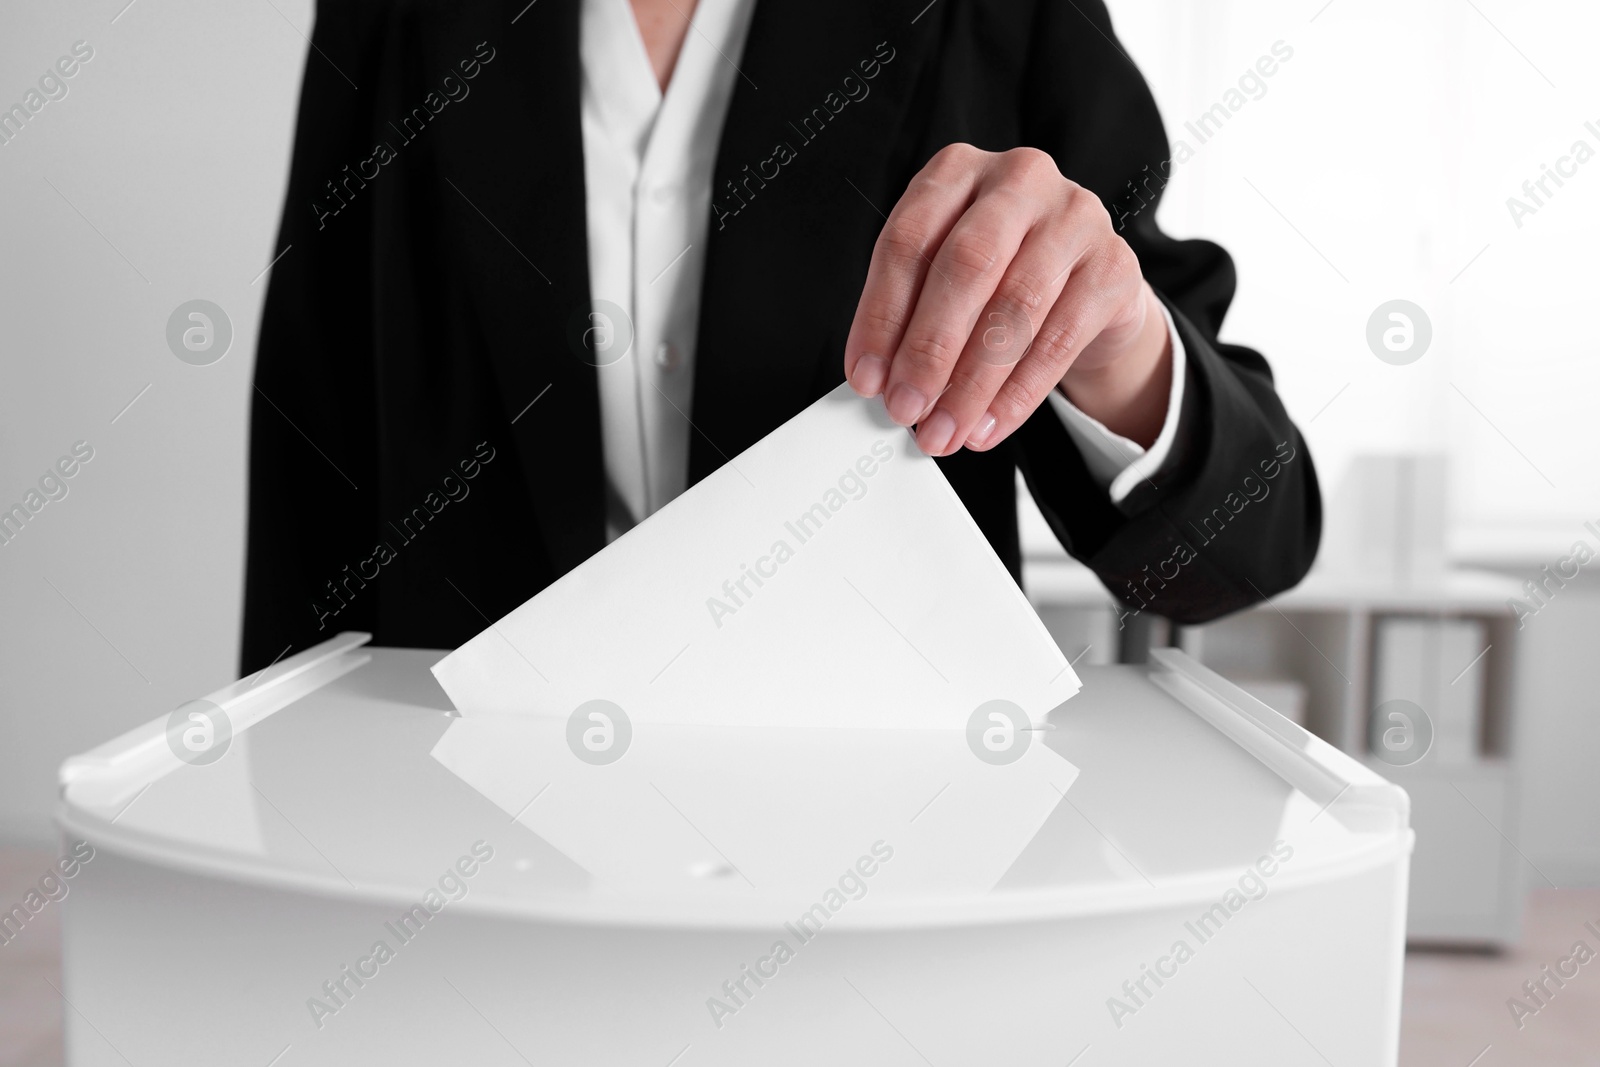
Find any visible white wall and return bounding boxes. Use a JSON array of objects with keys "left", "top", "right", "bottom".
[
  {"left": 0, "top": 0, "right": 310, "bottom": 841},
  {"left": 1114, "top": 0, "right": 1600, "bottom": 541}
]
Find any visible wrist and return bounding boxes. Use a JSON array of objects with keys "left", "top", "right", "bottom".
[{"left": 1058, "top": 284, "right": 1172, "bottom": 448}]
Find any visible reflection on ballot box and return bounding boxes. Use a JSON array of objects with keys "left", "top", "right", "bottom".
[{"left": 429, "top": 713, "right": 1078, "bottom": 901}]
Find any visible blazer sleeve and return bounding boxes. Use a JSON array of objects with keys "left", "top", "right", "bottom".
[
  {"left": 240, "top": 2, "right": 395, "bottom": 673},
  {"left": 1009, "top": 0, "right": 1321, "bottom": 625}
]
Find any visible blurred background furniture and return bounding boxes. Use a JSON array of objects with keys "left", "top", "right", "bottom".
[{"left": 1022, "top": 456, "right": 1528, "bottom": 947}]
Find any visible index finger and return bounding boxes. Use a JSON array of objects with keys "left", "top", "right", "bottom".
[{"left": 842, "top": 148, "right": 986, "bottom": 399}]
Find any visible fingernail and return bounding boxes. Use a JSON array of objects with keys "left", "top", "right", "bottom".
[
  {"left": 851, "top": 355, "right": 889, "bottom": 397},
  {"left": 885, "top": 382, "right": 927, "bottom": 426},
  {"left": 918, "top": 409, "right": 957, "bottom": 456},
  {"left": 966, "top": 411, "right": 998, "bottom": 449}
]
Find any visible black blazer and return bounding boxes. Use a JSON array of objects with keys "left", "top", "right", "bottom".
[{"left": 241, "top": 0, "right": 1321, "bottom": 673}]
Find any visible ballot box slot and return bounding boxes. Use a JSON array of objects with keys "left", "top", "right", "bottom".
[{"left": 57, "top": 631, "right": 373, "bottom": 810}]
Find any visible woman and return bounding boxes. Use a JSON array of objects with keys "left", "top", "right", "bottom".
[{"left": 241, "top": 0, "right": 1319, "bottom": 671}]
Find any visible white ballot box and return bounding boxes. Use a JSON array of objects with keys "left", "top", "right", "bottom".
[{"left": 56, "top": 634, "right": 1412, "bottom": 1067}]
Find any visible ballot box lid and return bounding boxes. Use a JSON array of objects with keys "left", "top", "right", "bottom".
[{"left": 58, "top": 633, "right": 1411, "bottom": 930}]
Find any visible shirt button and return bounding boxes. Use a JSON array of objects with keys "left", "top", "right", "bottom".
[
  {"left": 651, "top": 184, "right": 677, "bottom": 204},
  {"left": 654, "top": 343, "right": 681, "bottom": 370}
]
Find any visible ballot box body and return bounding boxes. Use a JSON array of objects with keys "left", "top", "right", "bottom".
[{"left": 56, "top": 638, "right": 1412, "bottom": 1066}]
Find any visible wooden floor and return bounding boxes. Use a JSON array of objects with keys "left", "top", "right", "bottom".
[
  {"left": 1399, "top": 887, "right": 1600, "bottom": 1066},
  {"left": 1, "top": 848, "right": 64, "bottom": 1067},
  {"left": 1, "top": 845, "right": 1594, "bottom": 1065}
]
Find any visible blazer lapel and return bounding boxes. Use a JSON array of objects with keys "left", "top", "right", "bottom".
[
  {"left": 442, "top": 0, "right": 605, "bottom": 577},
  {"left": 688, "top": 0, "right": 944, "bottom": 482}
]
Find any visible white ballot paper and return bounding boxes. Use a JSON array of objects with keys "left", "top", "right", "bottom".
[{"left": 431, "top": 382, "right": 1081, "bottom": 729}]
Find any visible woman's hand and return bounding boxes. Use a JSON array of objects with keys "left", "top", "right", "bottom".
[{"left": 844, "top": 143, "right": 1173, "bottom": 456}]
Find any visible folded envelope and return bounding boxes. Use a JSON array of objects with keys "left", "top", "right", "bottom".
[{"left": 431, "top": 383, "right": 1080, "bottom": 729}]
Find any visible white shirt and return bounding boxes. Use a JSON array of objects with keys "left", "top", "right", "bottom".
[{"left": 578, "top": 0, "right": 1185, "bottom": 538}]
